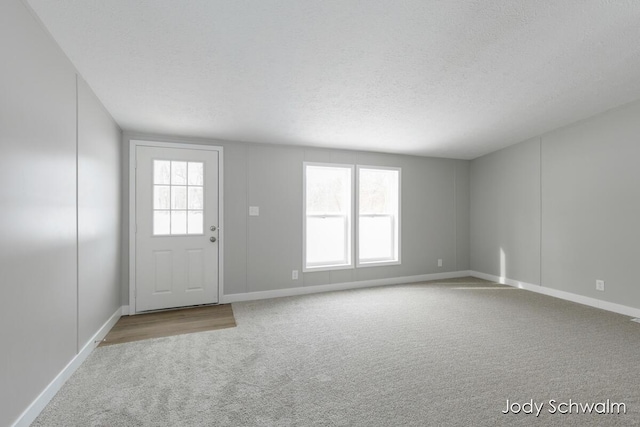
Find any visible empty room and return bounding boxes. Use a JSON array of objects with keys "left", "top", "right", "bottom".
[{"left": 2, "top": 0, "right": 640, "bottom": 426}]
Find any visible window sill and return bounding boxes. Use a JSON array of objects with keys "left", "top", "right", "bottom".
[
  {"left": 303, "top": 264, "right": 354, "bottom": 273},
  {"left": 356, "top": 260, "right": 401, "bottom": 268}
]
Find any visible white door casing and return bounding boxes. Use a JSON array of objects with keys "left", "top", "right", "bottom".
[{"left": 130, "top": 141, "right": 223, "bottom": 313}]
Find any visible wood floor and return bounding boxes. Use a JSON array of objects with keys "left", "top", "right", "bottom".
[{"left": 99, "top": 304, "right": 236, "bottom": 346}]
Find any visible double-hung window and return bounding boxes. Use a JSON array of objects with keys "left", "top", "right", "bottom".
[
  {"left": 303, "top": 162, "right": 400, "bottom": 271},
  {"left": 304, "top": 163, "right": 354, "bottom": 270},
  {"left": 357, "top": 166, "right": 400, "bottom": 266}
]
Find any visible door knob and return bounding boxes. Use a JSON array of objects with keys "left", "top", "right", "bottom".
[{"left": 210, "top": 237, "right": 217, "bottom": 242}]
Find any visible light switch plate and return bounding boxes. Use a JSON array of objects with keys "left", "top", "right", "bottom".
[{"left": 249, "top": 206, "right": 259, "bottom": 216}]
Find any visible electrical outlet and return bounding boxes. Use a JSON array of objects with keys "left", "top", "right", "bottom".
[
  {"left": 596, "top": 280, "right": 605, "bottom": 292},
  {"left": 292, "top": 270, "right": 299, "bottom": 280},
  {"left": 249, "top": 206, "right": 260, "bottom": 216},
  {"left": 438, "top": 259, "right": 443, "bottom": 267}
]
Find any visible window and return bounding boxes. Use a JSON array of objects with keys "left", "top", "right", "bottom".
[
  {"left": 153, "top": 160, "right": 204, "bottom": 236},
  {"left": 304, "top": 163, "right": 353, "bottom": 270},
  {"left": 357, "top": 167, "right": 400, "bottom": 265},
  {"left": 304, "top": 162, "right": 401, "bottom": 271}
]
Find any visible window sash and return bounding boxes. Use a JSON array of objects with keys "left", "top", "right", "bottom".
[
  {"left": 303, "top": 162, "right": 354, "bottom": 271},
  {"left": 357, "top": 166, "right": 400, "bottom": 266},
  {"left": 358, "top": 214, "right": 396, "bottom": 263},
  {"left": 305, "top": 214, "right": 350, "bottom": 267}
]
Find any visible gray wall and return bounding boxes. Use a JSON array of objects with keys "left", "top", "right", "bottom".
[
  {"left": 122, "top": 133, "right": 470, "bottom": 302},
  {"left": 541, "top": 101, "right": 640, "bottom": 306},
  {"left": 470, "top": 138, "right": 541, "bottom": 285},
  {"left": 78, "top": 77, "right": 122, "bottom": 347},
  {"left": 0, "top": 1, "right": 122, "bottom": 425},
  {"left": 470, "top": 99, "right": 640, "bottom": 310}
]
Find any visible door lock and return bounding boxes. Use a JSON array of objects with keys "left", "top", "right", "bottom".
[{"left": 210, "top": 225, "right": 217, "bottom": 232}]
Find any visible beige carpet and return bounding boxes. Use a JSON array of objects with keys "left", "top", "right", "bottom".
[{"left": 33, "top": 277, "right": 640, "bottom": 426}]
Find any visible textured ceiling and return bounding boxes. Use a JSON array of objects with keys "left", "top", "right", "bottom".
[{"left": 26, "top": 0, "right": 640, "bottom": 159}]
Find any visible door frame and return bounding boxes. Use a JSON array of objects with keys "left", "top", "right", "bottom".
[{"left": 129, "top": 139, "right": 224, "bottom": 315}]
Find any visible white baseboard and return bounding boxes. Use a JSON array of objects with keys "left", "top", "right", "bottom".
[
  {"left": 469, "top": 271, "right": 640, "bottom": 319},
  {"left": 221, "top": 270, "right": 472, "bottom": 303},
  {"left": 11, "top": 306, "right": 123, "bottom": 427},
  {"left": 121, "top": 305, "right": 130, "bottom": 316}
]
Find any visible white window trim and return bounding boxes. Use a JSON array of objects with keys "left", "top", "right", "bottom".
[
  {"left": 356, "top": 165, "right": 402, "bottom": 268},
  {"left": 302, "top": 162, "right": 355, "bottom": 272},
  {"left": 302, "top": 162, "right": 402, "bottom": 272}
]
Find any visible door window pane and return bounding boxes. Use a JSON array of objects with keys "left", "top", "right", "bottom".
[
  {"left": 171, "top": 186, "right": 187, "bottom": 210},
  {"left": 188, "top": 211, "right": 204, "bottom": 234},
  {"left": 153, "top": 211, "right": 171, "bottom": 235},
  {"left": 188, "top": 187, "right": 203, "bottom": 210},
  {"left": 188, "top": 162, "right": 204, "bottom": 185},
  {"left": 153, "top": 160, "right": 206, "bottom": 236},
  {"left": 171, "top": 210, "right": 187, "bottom": 234},
  {"left": 154, "top": 186, "right": 170, "bottom": 209},
  {"left": 154, "top": 160, "right": 171, "bottom": 185},
  {"left": 171, "top": 161, "right": 187, "bottom": 185}
]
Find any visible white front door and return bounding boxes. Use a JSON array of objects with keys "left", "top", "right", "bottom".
[{"left": 135, "top": 144, "right": 221, "bottom": 312}]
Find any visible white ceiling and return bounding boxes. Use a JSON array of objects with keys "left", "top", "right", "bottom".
[{"left": 26, "top": 0, "right": 640, "bottom": 159}]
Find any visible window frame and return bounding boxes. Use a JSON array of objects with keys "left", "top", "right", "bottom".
[
  {"left": 356, "top": 165, "right": 402, "bottom": 268},
  {"left": 302, "top": 162, "right": 355, "bottom": 272}
]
